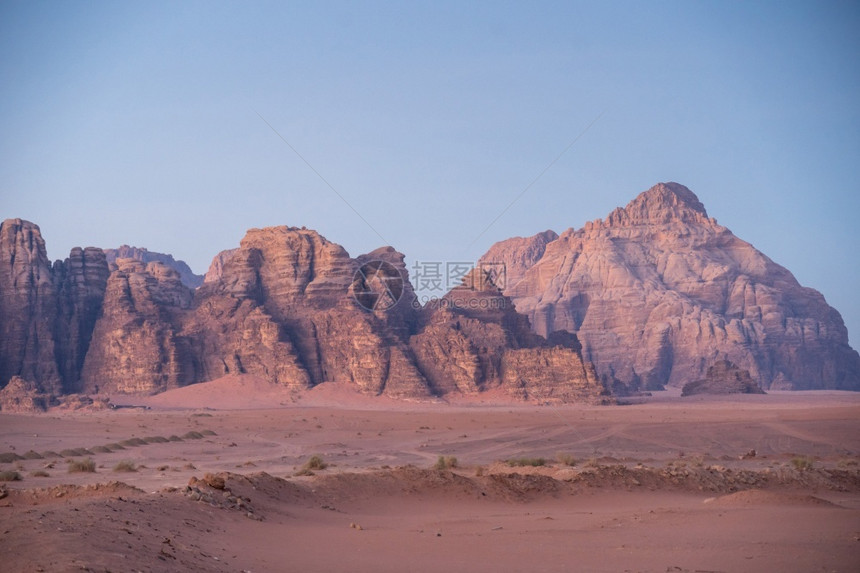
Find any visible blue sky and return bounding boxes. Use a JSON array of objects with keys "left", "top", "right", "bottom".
[{"left": 1, "top": 1, "right": 858, "bottom": 343}]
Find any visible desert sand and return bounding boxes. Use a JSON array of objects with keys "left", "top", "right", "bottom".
[{"left": 1, "top": 376, "right": 858, "bottom": 572}]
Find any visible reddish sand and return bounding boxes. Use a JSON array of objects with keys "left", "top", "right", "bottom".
[{"left": 1, "top": 376, "right": 858, "bottom": 572}]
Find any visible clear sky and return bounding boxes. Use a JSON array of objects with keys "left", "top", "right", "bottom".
[{"left": 2, "top": 1, "right": 858, "bottom": 343}]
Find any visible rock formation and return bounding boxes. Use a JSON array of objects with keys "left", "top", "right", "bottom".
[
  {"left": 4, "top": 179, "right": 858, "bottom": 404},
  {"left": 0, "top": 376, "right": 51, "bottom": 413},
  {"left": 79, "top": 259, "right": 194, "bottom": 394},
  {"left": 191, "top": 227, "right": 430, "bottom": 399},
  {"left": 681, "top": 360, "right": 765, "bottom": 396},
  {"left": 479, "top": 229, "right": 558, "bottom": 290},
  {"left": 409, "top": 270, "right": 610, "bottom": 403},
  {"left": 482, "top": 182, "right": 860, "bottom": 391},
  {"left": 203, "top": 248, "right": 238, "bottom": 284},
  {"left": 0, "top": 219, "right": 62, "bottom": 394},
  {"left": 104, "top": 245, "right": 203, "bottom": 289},
  {"left": 52, "top": 247, "right": 110, "bottom": 392}
]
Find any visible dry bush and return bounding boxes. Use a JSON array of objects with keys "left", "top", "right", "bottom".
[
  {"left": 29, "top": 470, "right": 50, "bottom": 478},
  {"left": 556, "top": 453, "right": 577, "bottom": 466},
  {"left": 295, "top": 455, "right": 328, "bottom": 476},
  {"left": 113, "top": 460, "right": 138, "bottom": 472},
  {"left": 0, "top": 470, "right": 22, "bottom": 481},
  {"left": 68, "top": 458, "right": 96, "bottom": 473},
  {"left": 790, "top": 456, "right": 814, "bottom": 471},
  {"left": 507, "top": 457, "right": 546, "bottom": 467},
  {"left": 433, "top": 456, "right": 458, "bottom": 470},
  {"left": 304, "top": 455, "right": 327, "bottom": 470}
]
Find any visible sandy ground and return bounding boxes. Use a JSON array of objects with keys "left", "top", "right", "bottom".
[{"left": 1, "top": 376, "right": 858, "bottom": 572}]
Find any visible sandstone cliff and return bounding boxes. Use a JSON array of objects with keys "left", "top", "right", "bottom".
[
  {"left": 0, "top": 219, "right": 63, "bottom": 394},
  {"left": 104, "top": 245, "right": 203, "bottom": 289},
  {"left": 6, "top": 179, "right": 856, "bottom": 403},
  {"left": 80, "top": 259, "right": 194, "bottom": 394},
  {"left": 479, "top": 229, "right": 558, "bottom": 290},
  {"left": 0, "top": 375, "right": 51, "bottom": 413},
  {"left": 483, "top": 182, "right": 860, "bottom": 391},
  {"left": 192, "top": 227, "right": 430, "bottom": 399},
  {"left": 409, "top": 270, "right": 610, "bottom": 403}
]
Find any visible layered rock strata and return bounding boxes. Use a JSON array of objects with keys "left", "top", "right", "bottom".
[{"left": 481, "top": 183, "right": 860, "bottom": 391}]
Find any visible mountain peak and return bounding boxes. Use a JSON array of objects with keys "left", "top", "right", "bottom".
[{"left": 605, "top": 182, "right": 709, "bottom": 227}]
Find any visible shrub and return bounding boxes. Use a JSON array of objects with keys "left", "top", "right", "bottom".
[
  {"left": 182, "top": 431, "right": 204, "bottom": 440},
  {"left": 0, "top": 470, "right": 22, "bottom": 481},
  {"left": 295, "top": 455, "right": 327, "bottom": 476},
  {"left": 507, "top": 457, "right": 546, "bottom": 467},
  {"left": 303, "top": 455, "right": 327, "bottom": 471},
  {"left": 0, "top": 452, "right": 23, "bottom": 463},
  {"left": 29, "top": 470, "right": 50, "bottom": 478},
  {"left": 143, "top": 436, "right": 169, "bottom": 444},
  {"left": 791, "top": 456, "right": 814, "bottom": 471},
  {"left": 113, "top": 460, "right": 138, "bottom": 472},
  {"left": 434, "top": 456, "right": 458, "bottom": 470},
  {"left": 68, "top": 458, "right": 96, "bottom": 473},
  {"left": 23, "top": 450, "right": 44, "bottom": 460},
  {"left": 556, "top": 453, "right": 577, "bottom": 467}
]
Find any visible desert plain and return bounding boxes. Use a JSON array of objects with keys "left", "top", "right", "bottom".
[{"left": 1, "top": 376, "right": 858, "bottom": 573}]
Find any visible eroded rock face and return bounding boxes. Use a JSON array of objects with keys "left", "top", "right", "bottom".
[
  {"left": 80, "top": 259, "right": 194, "bottom": 394},
  {"left": 479, "top": 229, "right": 558, "bottom": 291},
  {"left": 194, "top": 228, "right": 430, "bottom": 399},
  {"left": 203, "top": 248, "right": 238, "bottom": 284},
  {"left": 0, "top": 376, "right": 51, "bottom": 413},
  {"left": 104, "top": 245, "right": 203, "bottom": 289},
  {"left": 409, "top": 271, "right": 611, "bottom": 403},
  {"left": 0, "top": 220, "right": 62, "bottom": 394},
  {"left": 485, "top": 183, "right": 860, "bottom": 391},
  {"left": 52, "top": 247, "right": 110, "bottom": 392},
  {"left": 681, "top": 360, "right": 765, "bottom": 396}
]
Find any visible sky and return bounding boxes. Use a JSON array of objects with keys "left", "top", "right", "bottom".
[{"left": 1, "top": 1, "right": 858, "bottom": 343}]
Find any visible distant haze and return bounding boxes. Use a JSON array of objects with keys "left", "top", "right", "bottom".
[{"left": 1, "top": 1, "right": 858, "bottom": 343}]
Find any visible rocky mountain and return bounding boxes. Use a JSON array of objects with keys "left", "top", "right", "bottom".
[
  {"left": 0, "top": 219, "right": 610, "bottom": 404},
  {"left": 104, "top": 245, "right": 203, "bottom": 289},
  {"left": 0, "top": 219, "right": 110, "bottom": 395},
  {"left": 481, "top": 182, "right": 860, "bottom": 392},
  {"left": 410, "top": 270, "right": 607, "bottom": 402},
  {"left": 3, "top": 182, "right": 857, "bottom": 401}
]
